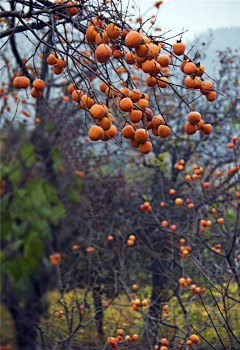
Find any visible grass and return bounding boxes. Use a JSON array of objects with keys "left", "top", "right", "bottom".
[{"left": 1, "top": 283, "right": 240, "bottom": 349}]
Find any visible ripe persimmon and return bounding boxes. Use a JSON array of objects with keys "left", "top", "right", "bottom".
[
  {"left": 78, "top": 95, "right": 95, "bottom": 109},
  {"left": 152, "top": 127, "right": 158, "bottom": 136},
  {"left": 190, "top": 335, "right": 199, "bottom": 344},
  {"left": 173, "top": 41, "right": 185, "bottom": 56},
  {"left": 186, "top": 340, "right": 193, "bottom": 347},
  {"left": 161, "top": 338, "right": 169, "bottom": 345},
  {"left": 132, "top": 334, "right": 138, "bottom": 341},
  {"left": 146, "top": 75, "right": 157, "bottom": 87},
  {"left": 31, "top": 88, "right": 42, "bottom": 98},
  {"left": 135, "top": 54, "right": 147, "bottom": 64},
  {"left": 33, "top": 79, "right": 45, "bottom": 90},
  {"left": 106, "top": 23, "right": 121, "bottom": 39},
  {"left": 125, "top": 51, "right": 135, "bottom": 65},
  {"left": 118, "top": 87, "right": 130, "bottom": 99},
  {"left": 180, "top": 60, "right": 188, "bottom": 72},
  {"left": 184, "top": 62, "right": 196, "bottom": 75},
  {"left": 47, "top": 54, "right": 57, "bottom": 65},
  {"left": 147, "top": 43, "right": 160, "bottom": 59},
  {"left": 108, "top": 337, "right": 116, "bottom": 344},
  {"left": 175, "top": 198, "right": 182, "bottom": 205},
  {"left": 188, "top": 111, "right": 201, "bottom": 124},
  {"left": 135, "top": 43, "right": 149, "bottom": 57},
  {"left": 217, "top": 218, "right": 224, "bottom": 224},
  {"left": 86, "top": 26, "right": 98, "bottom": 42},
  {"left": 119, "top": 98, "right": 133, "bottom": 112},
  {"left": 184, "top": 77, "right": 197, "bottom": 89},
  {"left": 200, "top": 80, "right": 213, "bottom": 94},
  {"left": 95, "top": 44, "right": 112, "bottom": 63},
  {"left": 157, "top": 77, "right": 168, "bottom": 88},
  {"left": 134, "top": 128, "right": 149, "bottom": 143},
  {"left": 100, "top": 81, "right": 108, "bottom": 93},
  {"left": 101, "top": 125, "right": 117, "bottom": 141},
  {"left": 125, "top": 31, "right": 142, "bottom": 48},
  {"left": 185, "top": 122, "right": 197, "bottom": 135},
  {"left": 129, "top": 89, "right": 142, "bottom": 102},
  {"left": 141, "top": 299, "right": 148, "bottom": 306},
  {"left": 201, "top": 124, "right": 212, "bottom": 135},
  {"left": 152, "top": 115, "right": 164, "bottom": 128},
  {"left": 98, "top": 116, "right": 112, "bottom": 130},
  {"left": 142, "top": 60, "right": 154, "bottom": 73},
  {"left": 129, "top": 110, "right": 142, "bottom": 123},
  {"left": 158, "top": 125, "right": 170, "bottom": 138},
  {"left": 152, "top": 61, "right": 161, "bottom": 75},
  {"left": 95, "top": 32, "right": 109, "bottom": 45},
  {"left": 198, "top": 119, "right": 204, "bottom": 129},
  {"left": 53, "top": 64, "right": 63, "bottom": 75},
  {"left": 68, "top": 84, "right": 75, "bottom": 94},
  {"left": 72, "top": 90, "right": 84, "bottom": 102},
  {"left": 56, "top": 57, "right": 66, "bottom": 69},
  {"left": 137, "top": 99, "right": 148, "bottom": 108},
  {"left": 157, "top": 55, "right": 170, "bottom": 67},
  {"left": 88, "top": 125, "right": 104, "bottom": 141},
  {"left": 195, "top": 64, "right": 204, "bottom": 76},
  {"left": 139, "top": 141, "right": 152, "bottom": 154},
  {"left": 206, "top": 91, "right": 216, "bottom": 102},
  {"left": 121, "top": 125, "right": 135, "bottom": 139}
]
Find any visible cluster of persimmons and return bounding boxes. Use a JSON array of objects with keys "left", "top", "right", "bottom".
[
  {"left": 107, "top": 331, "right": 139, "bottom": 349},
  {"left": 179, "top": 278, "right": 205, "bottom": 295},
  {"left": 9, "top": 0, "right": 219, "bottom": 154}
]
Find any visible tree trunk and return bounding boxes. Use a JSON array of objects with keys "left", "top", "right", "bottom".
[
  {"left": 92, "top": 286, "right": 104, "bottom": 342},
  {"left": 1, "top": 275, "right": 43, "bottom": 350},
  {"left": 149, "top": 257, "right": 166, "bottom": 320}
]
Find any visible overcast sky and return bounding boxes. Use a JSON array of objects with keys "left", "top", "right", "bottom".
[{"left": 123, "top": 0, "right": 240, "bottom": 43}]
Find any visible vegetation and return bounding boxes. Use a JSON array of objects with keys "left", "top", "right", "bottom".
[{"left": 0, "top": 1, "right": 240, "bottom": 350}]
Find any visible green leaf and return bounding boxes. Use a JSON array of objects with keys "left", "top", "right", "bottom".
[
  {"left": 12, "top": 239, "right": 23, "bottom": 251},
  {"left": 0, "top": 165, "right": 9, "bottom": 178},
  {"left": 50, "top": 198, "right": 66, "bottom": 225},
  {"left": 0, "top": 193, "right": 10, "bottom": 211},
  {"left": 50, "top": 147, "right": 62, "bottom": 173},
  {"left": 32, "top": 218, "right": 50, "bottom": 236},
  {"left": 43, "top": 181, "right": 58, "bottom": 201},
  {"left": 23, "top": 243, "right": 31, "bottom": 259},
  {"left": 24, "top": 231, "right": 45, "bottom": 259},
  {"left": 1, "top": 215, "right": 12, "bottom": 240},
  {"left": 20, "top": 143, "right": 35, "bottom": 168},
  {"left": 9, "top": 160, "right": 22, "bottom": 183},
  {"left": 12, "top": 221, "right": 28, "bottom": 238},
  {"left": 66, "top": 184, "right": 80, "bottom": 204},
  {"left": 142, "top": 194, "right": 148, "bottom": 200}
]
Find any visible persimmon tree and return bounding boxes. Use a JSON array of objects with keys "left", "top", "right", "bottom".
[
  {"left": 30, "top": 132, "right": 239, "bottom": 350},
  {"left": 0, "top": 0, "right": 224, "bottom": 155}
]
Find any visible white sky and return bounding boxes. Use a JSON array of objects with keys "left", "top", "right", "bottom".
[{"left": 123, "top": 0, "right": 240, "bottom": 42}]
